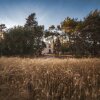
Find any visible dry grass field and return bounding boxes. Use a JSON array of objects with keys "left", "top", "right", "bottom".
[{"left": 0, "top": 57, "right": 100, "bottom": 100}]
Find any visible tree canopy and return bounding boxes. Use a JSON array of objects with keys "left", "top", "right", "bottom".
[{"left": 0, "top": 9, "right": 100, "bottom": 57}]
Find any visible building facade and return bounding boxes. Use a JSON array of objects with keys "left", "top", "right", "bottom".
[{"left": 42, "top": 42, "right": 53, "bottom": 54}]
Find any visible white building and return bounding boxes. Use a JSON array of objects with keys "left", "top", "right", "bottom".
[
  {"left": 42, "top": 42, "right": 53, "bottom": 54},
  {"left": 0, "top": 24, "right": 6, "bottom": 40},
  {"left": 0, "top": 32, "right": 4, "bottom": 40}
]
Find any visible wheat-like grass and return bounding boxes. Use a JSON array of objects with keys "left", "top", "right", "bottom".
[{"left": 0, "top": 57, "right": 100, "bottom": 100}]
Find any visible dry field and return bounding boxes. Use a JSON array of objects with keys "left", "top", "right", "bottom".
[{"left": 0, "top": 57, "right": 100, "bottom": 100}]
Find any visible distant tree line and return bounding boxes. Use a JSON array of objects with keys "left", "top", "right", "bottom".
[
  {"left": 0, "top": 13, "right": 46, "bottom": 56},
  {"left": 45, "top": 9, "right": 100, "bottom": 57},
  {"left": 0, "top": 9, "right": 100, "bottom": 57}
]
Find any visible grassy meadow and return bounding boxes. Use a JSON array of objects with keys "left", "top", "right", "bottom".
[{"left": 0, "top": 57, "right": 100, "bottom": 100}]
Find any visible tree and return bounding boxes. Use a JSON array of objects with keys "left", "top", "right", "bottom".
[
  {"left": 0, "top": 24, "right": 6, "bottom": 32},
  {"left": 69, "top": 9, "right": 100, "bottom": 56},
  {"left": 25, "top": 13, "right": 38, "bottom": 28},
  {"left": 61, "top": 17, "right": 78, "bottom": 34},
  {"left": 61, "top": 42, "right": 69, "bottom": 54},
  {"left": 0, "top": 24, "right": 6, "bottom": 56},
  {"left": 54, "top": 37, "right": 61, "bottom": 55},
  {"left": 3, "top": 26, "right": 35, "bottom": 55},
  {"left": 24, "top": 13, "right": 45, "bottom": 56},
  {"left": 2, "top": 13, "right": 45, "bottom": 56},
  {"left": 82, "top": 9, "right": 100, "bottom": 56},
  {"left": 61, "top": 17, "right": 79, "bottom": 55}
]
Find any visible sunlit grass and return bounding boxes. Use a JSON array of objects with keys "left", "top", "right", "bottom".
[{"left": 0, "top": 57, "right": 100, "bottom": 100}]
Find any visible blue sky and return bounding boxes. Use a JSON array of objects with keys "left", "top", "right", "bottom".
[{"left": 0, "top": 0, "right": 100, "bottom": 29}]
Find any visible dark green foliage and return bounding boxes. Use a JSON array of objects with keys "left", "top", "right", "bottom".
[
  {"left": 61, "top": 42, "right": 69, "bottom": 54},
  {"left": 0, "top": 10, "right": 100, "bottom": 57},
  {"left": 24, "top": 13, "right": 45, "bottom": 56},
  {"left": 0, "top": 13, "right": 45, "bottom": 56},
  {"left": 0, "top": 24, "right": 6, "bottom": 32},
  {"left": 54, "top": 37, "right": 61, "bottom": 55},
  {"left": 82, "top": 9, "right": 100, "bottom": 55},
  {"left": 25, "top": 13, "right": 38, "bottom": 27},
  {"left": 61, "top": 17, "right": 78, "bottom": 33},
  {"left": 3, "top": 26, "right": 35, "bottom": 55},
  {"left": 73, "top": 9, "right": 100, "bottom": 56},
  {"left": 60, "top": 9, "right": 100, "bottom": 56}
]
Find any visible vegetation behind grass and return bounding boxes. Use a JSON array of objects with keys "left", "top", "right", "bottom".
[{"left": 0, "top": 57, "right": 100, "bottom": 100}]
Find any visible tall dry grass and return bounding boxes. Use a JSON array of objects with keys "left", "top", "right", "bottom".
[{"left": 0, "top": 57, "right": 100, "bottom": 100}]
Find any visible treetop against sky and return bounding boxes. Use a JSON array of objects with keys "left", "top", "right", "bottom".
[{"left": 0, "top": 0, "right": 100, "bottom": 29}]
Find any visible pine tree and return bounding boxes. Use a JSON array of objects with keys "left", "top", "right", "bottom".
[{"left": 54, "top": 37, "right": 61, "bottom": 55}]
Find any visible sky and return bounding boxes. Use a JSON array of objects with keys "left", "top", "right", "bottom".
[{"left": 0, "top": 0, "right": 100, "bottom": 29}]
